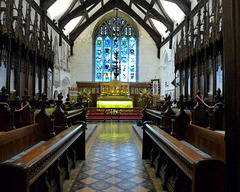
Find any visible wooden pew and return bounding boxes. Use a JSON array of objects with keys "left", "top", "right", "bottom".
[
  {"left": 52, "top": 93, "right": 86, "bottom": 134},
  {"left": 142, "top": 95, "right": 177, "bottom": 132},
  {"left": 142, "top": 108, "right": 162, "bottom": 125},
  {"left": 0, "top": 96, "right": 54, "bottom": 164},
  {"left": 142, "top": 122, "right": 225, "bottom": 192},
  {"left": 66, "top": 108, "right": 86, "bottom": 127},
  {"left": 0, "top": 86, "right": 14, "bottom": 131},
  {"left": 171, "top": 95, "right": 226, "bottom": 162},
  {"left": 0, "top": 123, "right": 86, "bottom": 192},
  {"left": 13, "top": 89, "right": 34, "bottom": 128},
  {"left": 0, "top": 123, "right": 41, "bottom": 164}
]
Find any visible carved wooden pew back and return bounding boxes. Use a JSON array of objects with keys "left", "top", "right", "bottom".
[
  {"left": 142, "top": 122, "right": 225, "bottom": 192},
  {"left": 0, "top": 123, "right": 86, "bottom": 192},
  {"left": 0, "top": 123, "right": 40, "bottom": 164}
]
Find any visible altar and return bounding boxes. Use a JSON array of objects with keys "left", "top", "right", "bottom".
[
  {"left": 97, "top": 96, "right": 132, "bottom": 108},
  {"left": 97, "top": 79, "right": 132, "bottom": 108},
  {"left": 76, "top": 79, "right": 151, "bottom": 108}
]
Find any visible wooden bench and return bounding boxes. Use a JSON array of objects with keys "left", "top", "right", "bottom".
[
  {"left": 184, "top": 123, "right": 225, "bottom": 162},
  {"left": 51, "top": 94, "right": 86, "bottom": 134},
  {"left": 171, "top": 104, "right": 225, "bottom": 162},
  {"left": 0, "top": 123, "right": 42, "bottom": 164},
  {"left": 67, "top": 108, "right": 86, "bottom": 127},
  {"left": 142, "top": 122, "right": 225, "bottom": 192},
  {"left": 0, "top": 123, "right": 86, "bottom": 192}
]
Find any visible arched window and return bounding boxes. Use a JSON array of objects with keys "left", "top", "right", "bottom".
[{"left": 94, "top": 12, "right": 138, "bottom": 82}]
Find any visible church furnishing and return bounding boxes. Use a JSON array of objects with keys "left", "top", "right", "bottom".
[
  {"left": 0, "top": 123, "right": 86, "bottom": 192},
  {"left": 76, "top": 81, "right": 151, "bottom": 108},
  {"left": 174, "top": 0, "right": 223, "bottom": 102},
  {"left": 0, "top": 92, "right": 87, "bottom": 192},
  {"left": 142, "top": 122, "right": 225, "bottom": 192}
]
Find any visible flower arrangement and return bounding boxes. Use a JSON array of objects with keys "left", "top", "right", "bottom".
[
  {"left": 78, "top": 90, "right": 91, "bottom": 103},
  {"left": 103, "top": 90, "right": 113, "bottom": 96},
  {"left": 103, "top": 89, "right": 128, "bottom": 96},
  {"left": 138, "top": 90, "right": 152, "bottom": 104},
  {"left": 119, "top": 90, "right": 127, "bottom": 96}
]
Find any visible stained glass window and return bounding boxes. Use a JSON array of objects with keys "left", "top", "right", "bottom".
[{"left": 94, "top": 14, "right": 138, "bottom": 82}]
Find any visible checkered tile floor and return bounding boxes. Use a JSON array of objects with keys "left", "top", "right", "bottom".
[{"left": 69, "top": 122, "right": 157, "bottom": 192}]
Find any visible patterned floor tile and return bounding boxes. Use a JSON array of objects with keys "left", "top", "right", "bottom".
[
  {"left": 106, "top": 168, "right": 121, "bottom": 175},
  {"left": 132, "top": 186, "right": 152, "bottom": 192},
  {"left": 81, "top": 178, "right": 97, "bottom": 185},
  {"left": 75, "top": 187, "right": 96, "bottom": 192},
  {"left": 84, "top": 169, "right": 99, "bottom": 176},
  {"left": 88, "top": 180, "right": 112, "bottom": 190},
  {"left": 103, "top": 186, "right": 123, "bottom": 192},
  {"left": 129, "top": 176, "right": 146, "bottom": 184},
  {"left": 105, "top": 177, "right": 122, "bottom": 184},
  {"left": 69, "top": 122, "right": 158, "bottom": 192},
  {"left": 115, "top": 180, "right": 137, "bottom": 190}
]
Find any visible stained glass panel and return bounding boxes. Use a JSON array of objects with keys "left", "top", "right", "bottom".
[
  {"left": 94, "top": 15, "right": 137, "bottom": 82},
  {"left": 103, "top": 36, "right": 111, "bottom": 82},
  {"left": 129, "top": 37, "right": 136, "bottom": 82},
  {"left": 111, "top": 37, "right": 120, "bottom": 80},
  {"left": 121, "top": 36, "right": 128, "bottom": 82},
  {"left": 95, "top": 36, "right": 103, "bottom": 81}
]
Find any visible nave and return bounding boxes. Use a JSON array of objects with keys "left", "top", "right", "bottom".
[{"left": 63, "top": 121, "right": 162, "bottom": 192}]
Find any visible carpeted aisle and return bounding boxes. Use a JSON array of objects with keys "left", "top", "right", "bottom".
[{"left": 69, "top": 122, "right": 157, "bottom": 192}]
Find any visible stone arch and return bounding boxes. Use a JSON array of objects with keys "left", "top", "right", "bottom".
[{"left": 61, "top": 76, "right": 71, "bottom": 100}]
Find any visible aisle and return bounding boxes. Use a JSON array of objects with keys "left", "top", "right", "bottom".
[{"left": 68, "top": 122, "right": 158, "bottom": 192}]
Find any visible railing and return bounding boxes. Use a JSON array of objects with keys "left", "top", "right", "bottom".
[{"left": 87, "top": 107, "right": 143, "bottom": 121}]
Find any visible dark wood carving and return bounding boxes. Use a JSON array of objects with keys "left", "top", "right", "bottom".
[
  {"left": 191, "top": 90, "right": 209, "bottom": 127},
  {"left": 35, "top": 93, "right": 55, "bottom": 141},
  {"left": 171, "top": 94, "right": 190, "bottom": 139},
  {"left": 0, "top": 123, "right": 86, "bottom": 192},
  {"left": 52, "top": 93, "right": 68, "bottom": 134},
  {"left": 142, "top": 122, "right": 225, "bottom": 192},
  {"left": 175, "top": 0, "right": 223, "bottom": 102},
  {"left": 0, "top": 86, "right": 14, "bottom": 131},
  {"left": 160, "top": 95, "right": 175, "bottom": 133},
  {"left": 14, "top": 89, "right": 34, "bottom": 128}
]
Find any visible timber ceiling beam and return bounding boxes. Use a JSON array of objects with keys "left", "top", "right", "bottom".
[
  {"left": 79, "top": 0, "right": 84, "bottom": 4},
  {"left": 165, "top": 0, "right": 191, "bottom": 15},
  {"left": 59, "top": 0, "right": 78, "bottom": 21},
  {"left": 118, "top": 0, "right": 161, "bottom": 45},
  {"left": 131, "top": 0, "right": 173, "bottom": 31},
  {"left": 154, "top": 0, "right": 173, "bottom": 24},
  {"left": 59, "top": 0, "right": 101, "bottom": 29},
  {"left": 70, "top": 0, "right": 161, "bottom": 46},
  {"left": 40, "top": 0, "right": 56, "bottom": 10},
  {"left": 70, "top": 1, "right": 115, "bottom": 41}
]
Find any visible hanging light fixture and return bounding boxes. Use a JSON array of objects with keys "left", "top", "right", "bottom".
[{"left": 111, "top": 8, "right": 121, "bottom": 79}]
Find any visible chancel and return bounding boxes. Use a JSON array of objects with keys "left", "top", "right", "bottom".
[{"left": 0, "top": 0, "right": 239, "bottom": 191}]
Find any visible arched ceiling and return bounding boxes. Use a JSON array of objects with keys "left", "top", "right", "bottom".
[{"left": 40, "top": 0, "right": 197, "bottom": 46}]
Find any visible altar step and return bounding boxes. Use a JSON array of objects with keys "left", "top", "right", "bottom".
[{"left": 87, "top": 115, "right": 142, "bottom": 121}]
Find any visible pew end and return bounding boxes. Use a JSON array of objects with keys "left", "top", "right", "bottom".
[{"left": 193, "top": 159, "right": 225, "bottom": 192}]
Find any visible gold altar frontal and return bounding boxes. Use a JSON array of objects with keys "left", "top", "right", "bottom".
[{"left": 97, "top": 96, "right": 133, "bottom": 108}]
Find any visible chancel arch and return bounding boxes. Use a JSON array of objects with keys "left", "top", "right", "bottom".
[{"left": 92, "top": 11, "right": 139, "bottom": 82}]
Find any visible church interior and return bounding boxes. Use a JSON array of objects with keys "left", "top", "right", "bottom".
[{"left": 0, "top": 0, "right": 239, "bottom": 191}]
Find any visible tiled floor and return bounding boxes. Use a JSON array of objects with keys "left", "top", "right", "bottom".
[{"left": 64, "top": 121, "right": 162, "bottom": 192}]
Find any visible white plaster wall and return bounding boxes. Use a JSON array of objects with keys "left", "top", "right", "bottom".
[
  {"left": 137, "top": 23, "right": 160, "bottom": 82},
  {"left": 158, "top": 32, "right": 181, "bottom": 99},
  {"left": 70, "top": 19, "right": 97, "bottom": 86}
]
